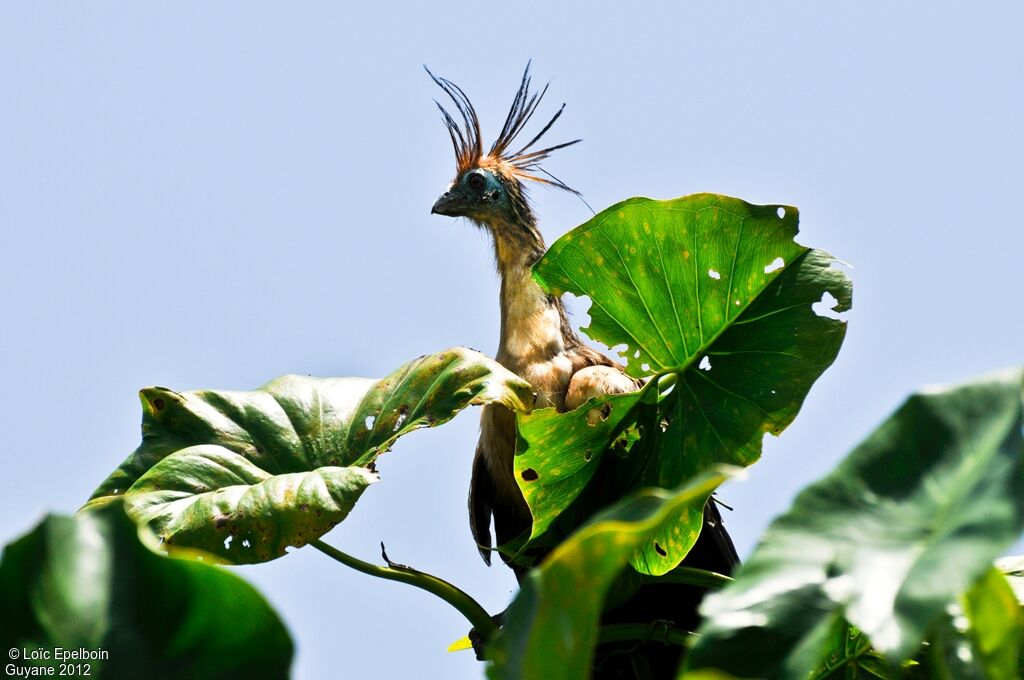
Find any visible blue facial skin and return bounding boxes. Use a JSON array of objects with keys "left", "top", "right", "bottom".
[{"left": 432, "top": 168, "right": 511, "bottom": 220}]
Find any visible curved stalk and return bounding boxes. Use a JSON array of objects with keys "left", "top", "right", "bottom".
[
  {"left": 311, "top": 539, "right": 497, "bottom": 638},
  {"left": 642, "top": 565, "right": 733, "bottom": 590},
  {"left": 927, "top": 641, "right": 954, "bottom": 680},
  {"left": 597, "top": 623, "right": 695, "bottom": 647}
]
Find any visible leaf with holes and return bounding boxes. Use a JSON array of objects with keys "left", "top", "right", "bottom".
[
  {"left": 685, "top": 368, "right": 1024, "bottom": 679},
  {"left": 515, "top": 194, "right": 851, "bottom": 569},
  {"left": 83, "top": 348, "right": 532, "bottom": 564},
  {"left": 533, "top": 194, "right": 850, "bottom": 379},
  {"left": 123, "top": 445, "right": 378, "bottom": 562},
  {"left": 487, "top": 467, "right": 736, "bottom": 680},
  {"left": 514, "top": 390, "right": 646, "bottom": 543},
  {"left": 1, "top": 502, "right": 293, "bottom": 679}
]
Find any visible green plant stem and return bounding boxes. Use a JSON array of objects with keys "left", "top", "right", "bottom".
[
  {"left": 597, "top": 623, "right": 695, "bottom": 647},
  {"left": 642, "top": 566, "right": 734, "bottom": 590},
  {"left": 928, "top": 640, "right": 954, "bottom": 680},
  {"left": 807, "top": 634, "right": 874, "bottom": 680},
  {"left": 310, "top": 539, "right": 497, "bottom": 638}
]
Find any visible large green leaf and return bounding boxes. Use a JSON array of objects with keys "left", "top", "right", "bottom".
[
  {"left": 487, "top": 467, "right": 736, "bottom": 680},
  {"left": 806, "top": 570, "right": 1024, "bottom": 680},
  {"left": 962, "top": 569, "right": 1024, "bottom": 680},
  {"left": 534, "top": 194, "right": 849, "bottom": 379},
  {"left": 685, "top": 368, "right": 1024, "bottom": 679},
  {"left": 515, "top": 389, "right": 646, "bottom": 544},
  {"left": 517, "top": 194, "right": 851, "bottom": 569},
  {"left": 919, "top": 568, "right": 1024, "bottom": 680},
  {"left": 0, "top": 502, "right": 292, "bottom": 679},
  {"left": 85, "top": 348, "right": 532, "bottom": 563}
]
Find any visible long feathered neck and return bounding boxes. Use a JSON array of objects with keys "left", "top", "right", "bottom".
[{"left": 482, "top": 206, "right": 578, "bottom": 372}]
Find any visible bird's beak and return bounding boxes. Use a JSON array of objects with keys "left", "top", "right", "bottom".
[{"left": 431, "top": 188, "right": 468, "bottom": 217}]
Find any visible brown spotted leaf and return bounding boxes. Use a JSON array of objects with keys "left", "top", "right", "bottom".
[
  {"left": 83, "top": 348, "right": 532, "bottom": 564},
  {"left": 123, "top": 445, "right": 377, "bottom": 563}
]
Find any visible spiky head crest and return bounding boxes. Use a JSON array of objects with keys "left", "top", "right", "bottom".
[{"left": 425, "top": 62, "right": 580, "bottom": 194}]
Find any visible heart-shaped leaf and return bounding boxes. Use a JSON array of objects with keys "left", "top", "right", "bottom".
[
  {"left": 1, "top": 502, "right": 293, "bottom": 679},
  {"left": 533, "top": 194, "right": 850, "bottom": 380},
  {"left": 685, "top": 368, "right": 1024, "bottom": 679},
  {"left": 517, "top": 194, "right": 851, "bottom": 570},
  {"left": 487, "top": 467, "right": 736, "bottom": 680},
  {"left": 85, "top": 348, "right": 532, "bottom": 563}
]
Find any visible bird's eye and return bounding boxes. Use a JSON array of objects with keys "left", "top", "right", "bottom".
[{"left": 467, "top": 173, "right": 485, "bottom": 191}]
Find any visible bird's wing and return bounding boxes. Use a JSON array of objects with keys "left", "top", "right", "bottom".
[
  {"left": 470, "top": 405, "right": 534, "bottom": 566},
  {"left": 468, "top": 443, "right": 496, "bottom": 565},
  {"left": 697, "top": 498, "right": 741, "bottom": 573}
]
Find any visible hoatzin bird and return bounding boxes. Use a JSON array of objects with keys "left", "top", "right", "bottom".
[{"left": 428, "top": 64, "right": 739, "bottom": 674}]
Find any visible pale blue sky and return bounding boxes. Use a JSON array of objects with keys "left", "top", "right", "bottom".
[{"left": 2, "top": 3, "right": 1022, "bottom": 679}]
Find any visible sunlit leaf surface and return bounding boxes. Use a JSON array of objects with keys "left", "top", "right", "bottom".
[
  {"left": 488, "top": 468, "right": 735, "bottom": 680},
  {"left": 85, "top": 348, "right": 532, "bottom": 563},
  {"left": 686, "top": 368, "right": 1024, "bottom": 678},
  {"left": 517, "top": 194, "right": 852, "bottom": 571},
  {"left": 0, "top": 503, "right": 293, "bottom": 679}
]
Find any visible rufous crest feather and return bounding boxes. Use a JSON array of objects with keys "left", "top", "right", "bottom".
[{"left": 425, "top": 62, "right": 581, "bottom": 194}]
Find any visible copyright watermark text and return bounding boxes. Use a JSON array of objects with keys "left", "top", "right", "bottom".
[{"left": 6, "top": 648, "right": 108, "bottom": 676}]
